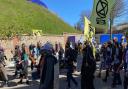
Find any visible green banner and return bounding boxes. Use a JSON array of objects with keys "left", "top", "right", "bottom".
[{"left": 90, "top": 0, "right": 116, "bottom": 30}]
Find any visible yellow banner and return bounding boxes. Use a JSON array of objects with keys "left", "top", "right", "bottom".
[
  {"left": 84, "top": 17, "right": 90, "bottom": 40},
  {"left": 33, "top": 30, "right": 42, "bottom": 36},
  {"left": 84, "top": 17, "right": 95, "bottom": 41}
]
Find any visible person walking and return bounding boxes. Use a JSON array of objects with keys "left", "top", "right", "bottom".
[
  {"left": 29, "top": 44, "right": 37, "bottom": 70},
  {"left": 13, "top": 45, "right": 22, "bottom": 77},
  {"left": 81, "top": 41, "right": 96, "bottom": 89},
  {"left": 111, "top": 42, "right": 122, "bottom": 88},
  {"left": 39, "top": 42, "right": 57, "bottom": 89},
  {"left": 37, "top": 41, "right": 41, "bottom": 60},
  {"left": 98, "top": 43, "right": 107, "bottom": 78},
  {"left": 123, "top": 44, "right": 128, "bottom": 89},
  {"left": 103, "top": 41, "right": 112, "bottom": 82},
  {"left": 65, "top": 43, "right": 78, "bottom": 89},
  {"left": 17, "top": 43, "right": 29, "bottom": 85},
  {"left": 0, "top": 47, "right": 8, "bottom": 87}
]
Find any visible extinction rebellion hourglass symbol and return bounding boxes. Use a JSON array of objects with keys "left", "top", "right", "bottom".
[{"left": 96, "top": 0, "right": 108, "bottom": 25}]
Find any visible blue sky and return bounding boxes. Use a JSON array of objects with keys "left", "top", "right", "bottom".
[
  {"left": 42, "top": 0, "right": 93, "bottom": 26},
  {"left": 42, "top": 0, "right": 128, "bottom": 26}
]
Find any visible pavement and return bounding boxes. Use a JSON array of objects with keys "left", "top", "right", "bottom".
[
  {"left": 59, "top": 55, "right": 124, "bottom": 89},
  {"left": 0, "top": 67, "right": 40, "bottom": 89},
  {"left": 0, "top": 55, "right": 125, "bottom": 89}
]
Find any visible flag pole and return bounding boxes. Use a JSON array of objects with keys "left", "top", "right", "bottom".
[{"left": 110, "top": 14, "right": 112, "bottom": 41}]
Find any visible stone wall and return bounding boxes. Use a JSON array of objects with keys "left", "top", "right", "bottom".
[{"left": 0, "top": 34, "right": 83, "bottom": 60}]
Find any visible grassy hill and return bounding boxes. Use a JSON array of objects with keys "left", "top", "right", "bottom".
[{"left": 0, "top": 0, "right": 80, "bottom": 37}]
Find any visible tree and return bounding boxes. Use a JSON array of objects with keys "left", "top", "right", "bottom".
[
  {"left": 74, "top": 22, "right": 81, "bottom": 31},
  {"left": 110, "top": 0, "right": 128, "bottom": 25},
  {"left": 75, "top": 10, "right": 91, "bottom": 31},
  {"left": 109, "top": 0, "right": 128, "bottom": 39}
]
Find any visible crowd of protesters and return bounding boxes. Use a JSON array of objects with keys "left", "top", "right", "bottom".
[
  {"left": 0, "top": 41, "right": 59, "bottom": 88},
  {"left": 98, "top": 37, "right": 128, "bottom": 89},
  {"left": 63, "top": 37, "right": 128, "bottom": 89},
  {"left": 99, "top": 37, "right": 127, "bottom": 89},
  {"left": 0, "top": 36, "right": 127, "bottom": 89}
]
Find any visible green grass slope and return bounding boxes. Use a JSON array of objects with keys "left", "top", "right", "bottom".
[{"left": 0, "top": 0, "right": 80, "bottom": 37}]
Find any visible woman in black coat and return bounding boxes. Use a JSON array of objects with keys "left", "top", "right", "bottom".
[{"left": 81, "top": 42, "right": 96, "bottom": 89}]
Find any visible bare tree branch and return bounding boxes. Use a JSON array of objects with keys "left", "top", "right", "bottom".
[
  {"left": 111, "top": 0, "right": 128, "bottom": 25},
  {"left": 74, "top": 10, "right": 91, "bottom": 31}
]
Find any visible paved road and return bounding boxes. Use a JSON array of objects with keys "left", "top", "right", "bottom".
[
  {"left": 0, "top": 60, "right": 59, "bottom": 89},
  {"left": 0, "top": 67, "right": 40, "bottom": 89},
  {"left": 59, "top": 55, "right": 124, "bottom": 89},
  {"left": 0, "top": 55, "right": 125, "bottom": 89},
  {"left": 59, "top": 71, "right": 123, "bottom": 89}
]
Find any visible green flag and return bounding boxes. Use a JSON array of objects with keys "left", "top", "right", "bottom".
[{"left": 90, "top": 0, "right": 116, "bottom": 30}]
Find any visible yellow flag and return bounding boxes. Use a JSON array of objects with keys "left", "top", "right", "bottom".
[
  {"left": 84, "top": 17, "right": 90, "bottom": 41},
  {"left": 84, "top": 17, "right": 95, "bottom": 41},
  {"left": 33, "top": 30, "right": 42, "bottom": 36}
]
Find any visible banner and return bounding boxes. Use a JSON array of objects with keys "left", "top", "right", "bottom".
[
  {"left": 84, "top": 17, "right": 90, "bottom": 40},
  {"left": 90, "top": 0, "right": 116, "bottom": 29},
  {"left": 33, "top": 30, "right": 42, "bottom": 36},
  {"left": 84, "top": 17, "right": 95, "bottom": 41}
]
